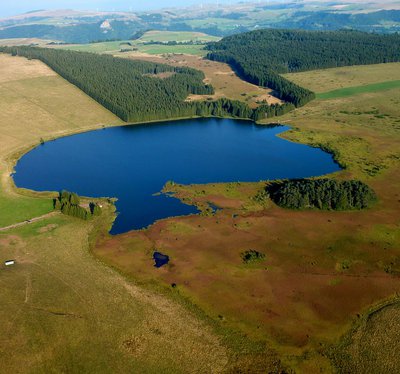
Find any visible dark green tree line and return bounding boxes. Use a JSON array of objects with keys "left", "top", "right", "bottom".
[
  {"left": 266, "top": 179, "right": 377, "bottom": 210},
  {"left": 206, "top": 29, "right": 400, "bottom": 107},
  {"left": 1, "top": 45, "right": 297, "bottom": 122},
  {"left": 0, "top": 46, "right": 214, "bottom": 122}
]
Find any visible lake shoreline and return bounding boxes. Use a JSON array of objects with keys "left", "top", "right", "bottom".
[
  {"left": 6, "top": 113, "right": 343, "bottom": 231},
  {"left": 13, "top": 118, "right": 341, "bottom": 234}
]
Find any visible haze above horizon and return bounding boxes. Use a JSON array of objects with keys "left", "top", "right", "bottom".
[{"left": 0, "top": 0, "right": 240, "bottom": 18}]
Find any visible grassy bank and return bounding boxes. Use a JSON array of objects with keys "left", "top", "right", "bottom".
[{"left": 0, "top": 54, "right": 122, "bottom": 227}]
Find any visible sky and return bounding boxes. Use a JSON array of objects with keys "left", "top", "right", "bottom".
[{"left": 0, "top": 0, "right": 237, "bottom": 17}]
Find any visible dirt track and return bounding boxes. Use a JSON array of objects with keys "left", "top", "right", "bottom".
[{"left": 0, "top": 211, "right": 58, "bottom": 232}]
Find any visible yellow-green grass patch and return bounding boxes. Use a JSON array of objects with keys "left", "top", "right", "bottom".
[
  {"left": 0, "top": 212, "right": 228, "bottom": 373},
  {"left": 137, "top": 44, "right": 206, "bottom": 56},
  {"left": 138, "top": 30, "right": 220, "bottom": 43},
  {"left": 317, "top": 80, "right": 400, "bottom": 100},
  {"left": 55, "top": 40, "right": 131, "bottom": 53},
  {"left": 0, "top": 53, "right": 122, "bottom": 227},
  {"left": 0, "top": 38, "right": 55, "bottom": 47},
  {"left": 52, "top": 31, "right": 219, "bottom": 56},
  {"left": 330, "top": 298, "right": 400, "bottom": 373},
  {"left": 283, "top": 62, "right": 400, "bottom": 93},
  {"left": 270, "top": 85, "right": 400, "bottom": 180}
]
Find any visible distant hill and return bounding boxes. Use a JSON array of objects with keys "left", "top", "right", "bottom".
[
  {"left": 0, "top": 22, "right": 142, "bottom": 44},
  {"left": 0, "top": 1, "right": 399, "bottom": 43}
]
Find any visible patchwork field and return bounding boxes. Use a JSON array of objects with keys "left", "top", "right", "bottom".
[
  {"left": 56, "top": 40, "right": 132, "bottom": 54},
  {"left": 95, "top": 63, "right": 400, "bottom": 372},
  {"left": 138, "top": 30, "right": 220, "bottom": 43},
  {"left": 57, "top": 41, "right": 208, "bottom": 56},
  {"left": 49, "top": 30, "right": 220, "bottom": 56}
]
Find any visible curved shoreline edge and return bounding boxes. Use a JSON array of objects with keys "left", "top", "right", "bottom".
[{"left": 6, "top": 115, "right": 344, "bottom": 233}]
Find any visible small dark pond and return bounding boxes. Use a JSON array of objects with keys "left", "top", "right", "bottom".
[
  {"left": 153, "top": 252, "right": 170, "bottom": 268},
  {"left": 13, "top": 118, "right": 340, "bottom": 234}
]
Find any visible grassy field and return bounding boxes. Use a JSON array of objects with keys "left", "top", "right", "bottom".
[
  {"left": 0, "top": 53, "right": 283, "bottom": 373},
  {"left": 316, "top": 80, "right": 400, "bottom": 100},
  {"left": 136, "top": 44, "right": 206, "bottom": 56},
  {"left": 0, "top": 38, "right": 55, "bottom": 47},
  {"left": 59, "top": 41, "right": 207, "bottom": 56},
  {"left": 0, "top": 211, "right": 229, "bottom": 373},
  {"left": 0, "top": 54, "right": 121, "bottom": 227},
  {"left": 56, "top": 40, "right": 207, "bottom": 56},
  {"left": 329, "top": 297, "right": 400, "bottom": 373},
  {"left": 58, "top": 40, "right": 130, "bottom": 53},
  {"left": 283, "top": 62, "right": 400, "bottom": 93},
  {"left": 138, "top": 30, "right": 220, "bottom": 43},
  {"left": 95, "top": 62, "right": 400, "bottom": 372}
]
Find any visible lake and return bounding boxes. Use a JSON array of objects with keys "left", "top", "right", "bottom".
[{"left": 13, "top": 118, "right": 340, "bottom": 234}]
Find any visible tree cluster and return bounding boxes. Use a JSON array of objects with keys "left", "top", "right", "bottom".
[
  {"left": 89, "top": 202, "right": 102, "bottom": 216},
  {"left": 241, "top": 250, "right": 265, "bottom": 264},
  {"left": 190, "top": 98, "right": 295, "bottom": 121},
  {"left": 266, "top": 179, "right": 377, "bottom": 210},
  {"left": 206, "top": 29, "right": 400, "bottom": 107},
  {"left": 53, "top": 191, "right": 102, "bottom": 220}
]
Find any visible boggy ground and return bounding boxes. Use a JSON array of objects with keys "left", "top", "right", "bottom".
[
  {"left": 95, "top": 63, "right": 400, "bottom": 372},
  {"left": 95, "top": 172, "right": 400, "bottom": 371}
]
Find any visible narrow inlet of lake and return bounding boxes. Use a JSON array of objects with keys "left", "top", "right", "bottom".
[{"left": 14, "top": 118, "right": 340, "bottom": 234}]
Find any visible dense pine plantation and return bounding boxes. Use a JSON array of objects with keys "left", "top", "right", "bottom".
[
  {"left": 0, "top": 47, "right": 294, "bottom": 122},
  {"left": 0, "top": 46, "right": 215, "bottom": 122},
  {"left": 266, "top": 179, "right": 377, "bottom": 210},
  {"left": 206, "top": 29, "right": 400, "bottom": 106},
  {"left": 4, "top": 30, "right": 398, "bottom": 123},
  {"left": 0, "top": 46, "right": 296, "bottom": 122}
]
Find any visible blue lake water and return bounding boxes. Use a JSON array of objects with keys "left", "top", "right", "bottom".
[
  {"left": 153, "top": 252, "right": 170, "bottom": 268},
  {"left": 13, "top": 118, "right": 340, "bottom": 234}
]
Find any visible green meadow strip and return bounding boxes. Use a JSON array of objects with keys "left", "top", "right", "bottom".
[{"left": 317, "top": 80, "right": 400, "bottom": 100}]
